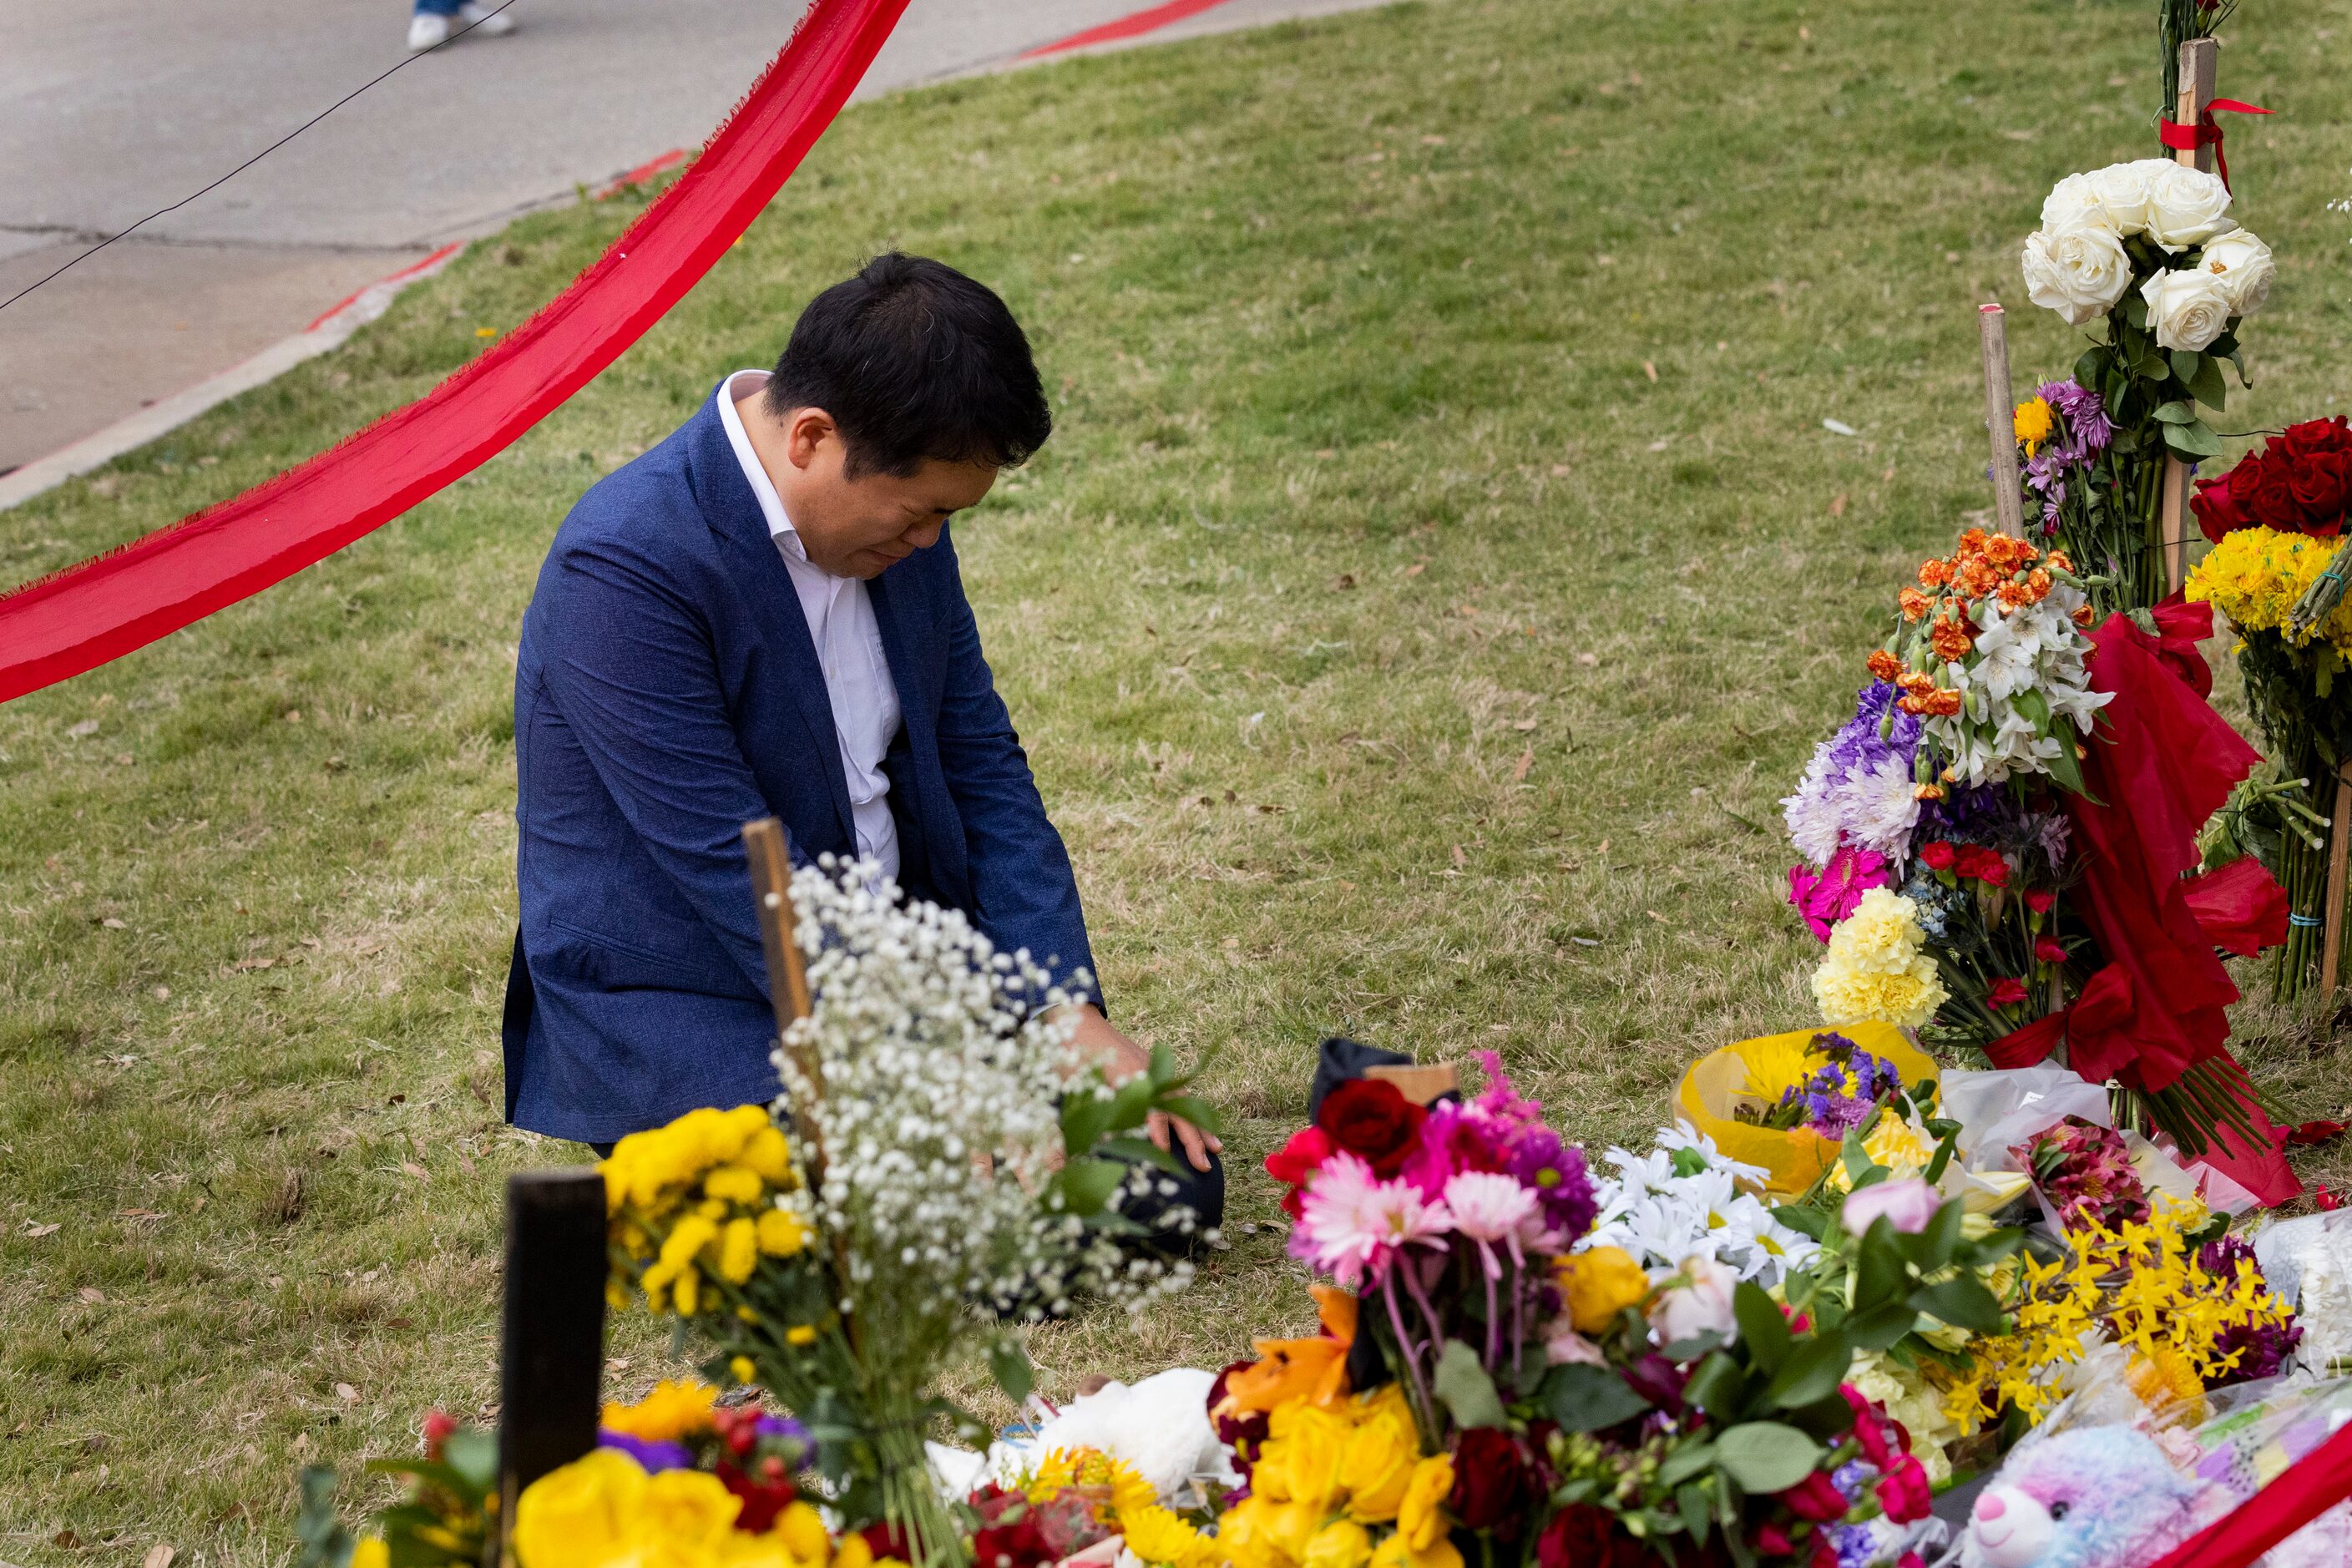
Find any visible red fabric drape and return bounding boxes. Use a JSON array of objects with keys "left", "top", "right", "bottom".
[
  {"left": 2064, "top": 600, "right": 2258, "bottom": 1093},
  {"left": 2183, "top": 855, "right": 2293, "bottom": 959},
  {"left": 0, "top": 0, "right": 910, "bottom": 703}
]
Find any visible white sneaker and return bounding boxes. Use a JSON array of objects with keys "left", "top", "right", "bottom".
[
  {"left": 406, "top": 12, "right": 454, "bottom": 48},
  {"left": 457, "top": 2, "right": 517, "bottom": 35}
]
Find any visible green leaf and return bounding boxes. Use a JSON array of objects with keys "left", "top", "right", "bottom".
[
  {"left": 1844, "top": 1299, "right": 1919, "bottom": 1352},
  {"left": 1677, "top": 1480, "right": 1714, "bottom": 1540},
  {"left": 2074, "top": 346, "right": 2106, "bottom": 388},
  {"left": 1434, "top": 1339, "right": 1509, "bottom": 1429},
  {"left": 1763, "top": 1332, "right": 1854, "bottom": 1409},
  {"left": 1682, "top": 1350, "right": 1748, "bottom": 1419},
  {"left": 1050, "top": 1156, "right": 1130, "bottom": 1216},
  {"left": 1658, "top": 1440, "right": 1718, "bottom": 1490},
  {"left": 1771, "top": 1202, "right": 1827, "bottom": 1241},
  {"left": 2169, "top": 350, "right": 2204, "bottom": 388},
  {"left": 1914, "top": 1196, "right": 1965, "bottom": 1274},
  {"left": 1060, "top": 1086, "right": 1116, "bottom": 1154},
  {"left": 1733, "top": 1281, "right": 1791, "bottom": 1374},
  {"left": 1854, "top": 1221, "right": 1907, "bottom": 1308},
  {"left": 1713, "top": 1422, "right": 1826, "bottom": 1494},
  {"left": 1910, "top": 1277, "right": 2009, "bottom": 1334},
  {"left": 293, "top": 1465, "right": 356, "bottom": 1568},
  {"left": 989, "top": 1337, "right": 1036, "bottom": 1403},
  {"left": 1545, "top": 1362, "right": 1651, "bottom": 1432},
  {"left": 440, "top": 1427, "right": 498, "bottom": 1491},
  {"left": 1148, "top": 1043, "right": 1177, "bottom": 1084},
  {"left": 2151, "top": 401, "right": 2197, "bottom": 425},
  {"left": 1104, "top": 1073, "right": 1158, "bottom": 1134},
  {"left": 1154, "top": 1094, "right": 1227, "bottom": 1137},
  {"left": 2188, "top": 354, "right": 2229, "bottom": 409},
  {"left": 2164, "top": 419, "right": 2224, "bottom": 458}
]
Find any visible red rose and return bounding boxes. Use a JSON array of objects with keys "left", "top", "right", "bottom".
[
  {"left": 2248, "top": 454, "right": 2309, "bottom": 532},
  {"left": 1989, "top": 977, "right": 2030, "bottom": 1009},
  {"left": 1754, "top": 1524, "right": 1797, "bottom": 1558},
  {"left": 2296, "top": 450, "right": 2352, "bottom": 535},
  {"left": 1918, "top": 841, "right": 1959, "bottom": 873},
  {"left": 2193, "top": 454, "right": 2259, "bottom": 542},
  {"left": 1780, "top": 1469, "right": 1849, "bottom": 1523},
  {"left": 2024, "top": 889, "right": 2057, "bottom": 914},
  {"left": 1537, "top": 1504, "right": 1662, "bottom": 1568},
  {"left": 1265, "top": 1125, "right": 1334, "bottom": 1218},
  {"left": 2035, "top": 937, "right": 2068, "bottom": 964},
  {"left": 1315, "top": 1079, "right": 1426, "bottom": 1178},
  {"left": 2279, "top": 417, "right": 2352, "bottom": 461},
  {"left": 1449, "top": 1428, "right": 1540, "bottom": 1539}
]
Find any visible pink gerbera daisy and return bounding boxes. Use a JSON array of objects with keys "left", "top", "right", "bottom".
[
  {"left": 1292, "top": 1152, "right": 1453, "bottom": 1287},
  {"left": 1440, "top": 1170, "right": 1542, "bottom": 1280}
]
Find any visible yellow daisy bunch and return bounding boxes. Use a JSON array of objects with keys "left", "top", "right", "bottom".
[
  {"left": 2186, "top": 525, "right": 2352, "bottom": 653},
  {"left": 1217, "top": 1385, "right": 1458, "bottom": 1568},
  {"left": 600, "top": 1104, "right": 811, "bottom": 1317},
  {"left": 511, "top": 1446, "right": 842, "bottom": 1568}
]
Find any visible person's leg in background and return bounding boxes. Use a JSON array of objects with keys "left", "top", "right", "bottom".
[{"left": 408, "top": 0, "right": 516, "bottom": 53}]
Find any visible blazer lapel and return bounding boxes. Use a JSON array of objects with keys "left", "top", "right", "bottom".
[{"left": 685, "top": 392, "right": 854, "bottom": 844}]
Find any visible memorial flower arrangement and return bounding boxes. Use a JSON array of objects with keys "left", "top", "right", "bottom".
[
  {"left": 2010, "top": 380, "right": 2159, "bottom": 610},
  {"left": 599, "top": 860, "right": 1216, "bottom": 1568},
  {"left": 1241, "top": 1058, "right": 2006, "bottom": 1568},
  {"left": 2185, "top": 508, "right": 2352, "bottom": 990},
  {"left": 2017, "top": 157, "right": 2271, "bottom": 611},
  {"left": 1783, "top": 529, "right": 2109, "bottom": 1054}
]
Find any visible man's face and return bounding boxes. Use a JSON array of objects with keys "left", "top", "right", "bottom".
[{"left": 771, "top": 406, "right": 999, "bottom": 579}]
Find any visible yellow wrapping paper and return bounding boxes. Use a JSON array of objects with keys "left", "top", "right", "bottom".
[{"left": 1675, "top": 1024, "right": 1940, "bottom": 1196}]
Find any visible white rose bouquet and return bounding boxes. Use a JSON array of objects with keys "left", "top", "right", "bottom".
[{"left": 2016, "top": 158, "right": 2275, "bottom": 611}]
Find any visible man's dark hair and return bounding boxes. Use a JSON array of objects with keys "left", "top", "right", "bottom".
[{"left": 766, "top": 253, "right": 1052, "bottom": 478}]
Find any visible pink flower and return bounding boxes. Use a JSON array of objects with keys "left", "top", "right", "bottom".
[
  {"left": 1442, "top": 1171, "right": 1541, "bottom": 1279},
  {"left": 2034, "top": 938, "right": 2068, "bottom": 964},
  {"left": 1292, "top": 1152, "right": 1452, "bottom": 1287},
  {"left": 1840, "top": 1177, "right": 1941, "bottom": 1236},
  {"left": 1788, "top": 846, "right": 1891, "bottom": 942},
  {"left": 1399, "top": 1101, "right": 1506, "bottom": 1197},
  {"left": 1543, "top": 1326, "right": 1606, "bottom": 1367},
  {"left": 1876, "top": 1454, "right": 1933, "bottom": 1525}
]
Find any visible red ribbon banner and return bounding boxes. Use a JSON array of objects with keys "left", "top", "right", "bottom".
[
  {"left": 2158, "top": 98, "right": 2274, "bottom": 190},
  {"left": 0, "top": 0, "right": 911, "bottom": 705}
]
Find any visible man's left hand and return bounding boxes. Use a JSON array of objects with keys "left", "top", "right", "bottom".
[{"left": 1060, "top": 1004, "right": 1222, "bottom": 1173}]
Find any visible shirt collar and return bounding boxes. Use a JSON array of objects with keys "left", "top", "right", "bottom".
[{"left": 715, "top": 368, "right": 810, "bottom": 564}]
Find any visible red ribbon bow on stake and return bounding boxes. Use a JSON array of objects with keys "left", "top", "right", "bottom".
[{"left": 2158, "top": 99, "right": 2274, "bottom": 190}]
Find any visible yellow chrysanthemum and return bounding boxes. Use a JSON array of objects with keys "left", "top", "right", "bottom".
[
  {"left": 2013, "top": 397, "right": 2056, "bottom": 455},
  {"left": 1122, "top": 1503, "right": 1216, "bottom": 1568},
  {"left": 2186, "top": 526, "right": 2352, "bottom": 653},
  {"left": 1027, "top": 1447, "right": 1156, "bottom": 1521}
]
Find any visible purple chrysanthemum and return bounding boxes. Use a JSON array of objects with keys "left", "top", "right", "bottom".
[
  {"left": 1508, "top": 1128, "right": 1597, "bottom": 1239},
  {"left": 1783, "top": 682, "right": 1925, "bottom": 867},
  {"left": 598, "top": 1429, "right": 695, "bottom": 1472},
  {"left": 2040, "top": 378, "right": 2114, "bottom": 457}
]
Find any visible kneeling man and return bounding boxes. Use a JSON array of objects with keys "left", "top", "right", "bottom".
[{"left": 503, "top": 253, "right": 1219, "bottom": 1216}]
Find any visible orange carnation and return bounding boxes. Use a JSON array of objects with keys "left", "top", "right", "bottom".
[
  {"left": 2071, "top": 604, "right": 2096, "bottom": 626},
  {"left": 1918, "top": 559, "right": 1954, "bottom": 589},
  {"left": 1930, "top": 613, "right": 1975, "bottom": 663},
  {"left": 1866, "top": 649, "right": 1904, "bottom": 682},
  {"left": 1899, "top": 587, "right": 1934, "bottom": 623}
]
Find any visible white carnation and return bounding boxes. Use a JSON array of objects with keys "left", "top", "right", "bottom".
[{"left": 2022, "top": 220, "right": 2133, "bottom": 326}]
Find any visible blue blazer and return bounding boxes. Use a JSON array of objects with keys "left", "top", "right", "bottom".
[{"left": 503, "top": 387, "right": 1096, "bottom": 1143}]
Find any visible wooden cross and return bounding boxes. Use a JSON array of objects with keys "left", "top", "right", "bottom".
[
  {"left": 2158, "top": 38, "right": 2221, "bottom": 595},
  {"left": 2324, "top": 762, "right": 2352, "bottom": 993},
  {"left": 497, "top": 1169, "right": 608, "bottom": 1543},
  {"left": 1978, "top": 304, "right": 2026, "bottom": 539}
]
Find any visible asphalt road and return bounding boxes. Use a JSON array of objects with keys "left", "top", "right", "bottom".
[{"left": 0, "top": 0, "right": 1387, "bottom": 474}]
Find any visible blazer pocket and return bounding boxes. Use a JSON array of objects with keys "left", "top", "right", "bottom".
[{"left": 539, "top": 913, "right": 749, "bottom": 996}]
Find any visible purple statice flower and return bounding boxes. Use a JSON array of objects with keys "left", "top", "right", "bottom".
[
  {"left": 1507, "top": 1127, "right": 1597, "bottom": 1239},
  {"left": 2041, "top": 379, "right": 2114, "bottom": 457},
  {"left": 755, "top": 1412, "right": 811, "bottom": 1448},
  {"left": 598, "top": 1429, "right": 695, "bottom": 1472},
  {"left": 1783, "top": 682, "right": 1925, "bottom": 867}
]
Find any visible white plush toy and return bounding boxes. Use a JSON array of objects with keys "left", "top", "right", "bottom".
[{"left": 1958, "top": 1426, "right": 2200, "bottom": 1568}]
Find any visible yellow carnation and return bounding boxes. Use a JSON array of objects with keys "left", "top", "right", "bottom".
[
  {"left": 1555, "top": 1246, "right": 1650, "bottom": 1333},
  {"left": 1813, "top": 953, "right": 1946, "bottom": 1030},
  {"left": 512, "top": 1448, "right": 648, "bottom": 1568}
]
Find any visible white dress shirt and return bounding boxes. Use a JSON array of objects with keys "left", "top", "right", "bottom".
[{"left": 716, "top": 369, "right": 902, "bottom": 879}]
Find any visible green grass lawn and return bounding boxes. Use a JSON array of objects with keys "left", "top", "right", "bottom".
[{"left": 4, "top": 0, "right": 2351, "bottom": 1557}]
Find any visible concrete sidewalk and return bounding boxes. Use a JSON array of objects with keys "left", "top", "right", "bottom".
[{"left": 0, "top": 0, "right": 1390, "bottom": 481}]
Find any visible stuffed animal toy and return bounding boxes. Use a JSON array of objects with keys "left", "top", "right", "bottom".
[{"left": 1960, "top": 1426, "right": 2201, "bottom": 1568}]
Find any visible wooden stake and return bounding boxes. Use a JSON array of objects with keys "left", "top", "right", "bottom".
[
  {"left": 1979, "top": 305, "right": 2026, "bottom": 538},
  {"left": 741, "top": 817, "right": 813, "bottom": 1030},
  {"left": 1364, "top": 1062, "right": 1460, "bottom": 1106},
  {"left": 498, "top": 1169, "right": 606, "bottom": 1542},
  {"left": 2324, "top": 763, "right": 2352, "bottom": 992},
  {"left": 2160, "top": 38, "right": 2222, "bottom": 595}
]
